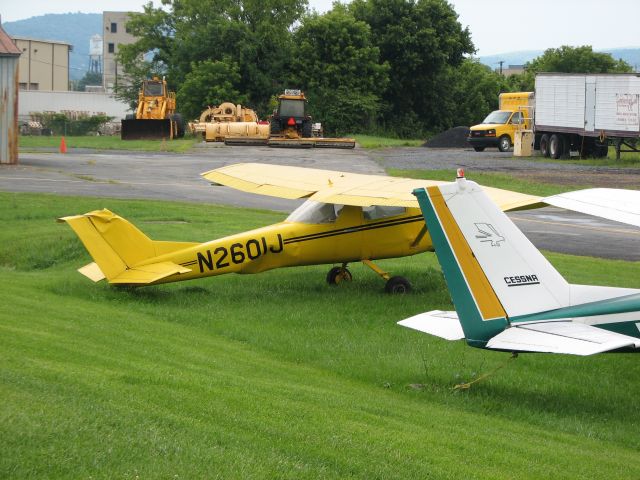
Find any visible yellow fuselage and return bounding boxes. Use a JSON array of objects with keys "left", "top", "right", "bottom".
[{"left": 142, "top": 205, "right": 432, "bottom": 285}]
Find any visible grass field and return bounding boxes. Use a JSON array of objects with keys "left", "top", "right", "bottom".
[
  {"left": 18, "top": 135, "right": 198, "bottom": 153},
  {"left": 352, "top": 135, "right": 424, "bottom": 149},
  {"left": 2, "top": 192, "right": 640, "bottom": 478}
]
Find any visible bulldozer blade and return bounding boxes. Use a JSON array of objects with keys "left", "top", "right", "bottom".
[
  {"left": 121, "top": 119, "right": 173, "bottom": 140},
  {"left": 224, "top": 137, "right": 269, "bottom": 146},
  {"left": 267, "top": 138, "right": 314, "bottom": 148}
]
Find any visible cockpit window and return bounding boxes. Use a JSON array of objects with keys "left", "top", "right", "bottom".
[
  {"left": 363, "top": 205, "right": 406, "bottom": 221},
  {"left": 286, "top": 201, "right": 344, "bottom": 224}
]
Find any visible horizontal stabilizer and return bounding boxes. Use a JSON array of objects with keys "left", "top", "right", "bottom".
[
  {"left": 487, "top": 321, "right": 640, "bottom": 355},
  {"left": 109, "top": 261, "right": 191, "bottom": 285},
  {"left": 397, "top": 310, "right": 465, "bottom": 340},
  {"left": 78, "top": 262, "right": 106, "bottom": 282}
]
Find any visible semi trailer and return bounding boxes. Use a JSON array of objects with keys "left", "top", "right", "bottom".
[{"left": 469, "top": 73, "right": 640, "bottom": 159}]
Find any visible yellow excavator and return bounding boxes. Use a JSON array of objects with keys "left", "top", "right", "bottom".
[{"left": 121, "top": 77, "right": 185, "bottom": 140}]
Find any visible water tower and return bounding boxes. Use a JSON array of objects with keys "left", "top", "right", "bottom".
[{"left": 89, "top": 34, "right": 103, "bottom": 74}]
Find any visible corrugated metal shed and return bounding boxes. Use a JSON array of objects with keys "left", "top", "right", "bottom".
[{"left": 0, "top": 23, "right": 21, "bottom": 164}]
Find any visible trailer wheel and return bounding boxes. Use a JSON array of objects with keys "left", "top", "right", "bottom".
[
  {"left": 594, "top": 141, "right": 609, "bottom": 158},
  {"left": 539, "top": 134, "right": 550, "bottom": 157},
  {"left": 549, "top": 134, "right": 563, "bottom": 159},
  {"left": 560, "top": 134, "right": 571, "bottom": 159},
  {"left": 498, "top": 135, "right": 511, "bottom": 152}
]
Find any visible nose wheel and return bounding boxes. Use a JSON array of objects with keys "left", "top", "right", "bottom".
[{"left": 326, "top": 264, "right": 353, "bottom": 284}]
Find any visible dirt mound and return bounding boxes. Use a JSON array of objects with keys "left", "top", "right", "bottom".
[{"left": 423, "top": 126, "right": 470, "bottom": 148}]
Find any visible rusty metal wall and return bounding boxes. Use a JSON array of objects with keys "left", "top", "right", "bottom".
[{"left": 0, "top": 55, "right": 19, "bottom": 164}]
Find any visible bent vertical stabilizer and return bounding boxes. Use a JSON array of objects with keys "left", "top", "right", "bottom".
[{"left": 59, "top": 209, "right": 191, "bottom": 284}]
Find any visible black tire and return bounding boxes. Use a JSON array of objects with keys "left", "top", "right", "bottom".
[
  {"left": 473, "top": 146, "right": 485, "bottom": 152},
  {"left": 549, "top": 134, "right": 562, "bottom": 159},
  {"left": 594, "top": 140, "right": 608, "bottom": 158},
  {"left": 125, "top": 113, "right": 135, "bottom": 120},
  {"left": 171, "top": 113, "right": 185, "bottom": 138},
  {"left": 270, "top": 118, "right": 281, "bottom": 136},
  {"left": 301, "top": 119, "right": 312, "bottom": 138},
  {"left": 326, "top": 266, "right": 352, "bottom": 285},
  {"left": 539, "top": 134, "right": 550, "bottom": 157},
  {"left": 560, "top": 134, "right": 571, "bottom": 159},
  {"left": 385, "top": 276, "right": 411, "bottom": 294},
  {"left": 498, "top": 135, "right": 511, "bottom": 152}
]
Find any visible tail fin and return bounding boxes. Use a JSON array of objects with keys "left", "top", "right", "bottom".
[
  {"left": 59, "top": 209, "right": 191, "bottom": 284},
  {"left": 412, "top": 176, "right": 571, "bottom": 345}
]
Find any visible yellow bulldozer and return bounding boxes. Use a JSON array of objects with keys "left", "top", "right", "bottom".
[{"left": 121, "top": 77, "right": 185, "bottom": 140}]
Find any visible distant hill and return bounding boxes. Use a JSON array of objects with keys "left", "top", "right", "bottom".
[
  {"left": 479, "top": 48, "right": 640, "bottom": 72},
  {"left": 2, "top": 13, "right": 102, "bottom": 80}
]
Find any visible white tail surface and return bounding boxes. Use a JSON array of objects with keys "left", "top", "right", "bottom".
[{"left": 440, "top": 178, "right": 571, "bottom": 318}]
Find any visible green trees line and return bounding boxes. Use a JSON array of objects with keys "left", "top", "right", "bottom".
[{"left": 116, "top": 0, "right": 632, "bottom": 137}]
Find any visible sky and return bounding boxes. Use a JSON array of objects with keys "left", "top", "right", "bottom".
[{"left": 1, "top": 0, "right": 639, "bottom": 56}]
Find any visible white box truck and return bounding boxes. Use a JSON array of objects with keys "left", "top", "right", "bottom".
[{"left": 534, "top": 73, "right": 640, "bottom": 159}]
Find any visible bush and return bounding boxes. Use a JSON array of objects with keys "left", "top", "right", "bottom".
[{"left": 35, "top": 112, "right": 114, "bottom": 136}]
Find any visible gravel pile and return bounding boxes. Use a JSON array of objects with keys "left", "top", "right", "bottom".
[{"left": 423, "top": 126, "right": 470, "bottom": 148}]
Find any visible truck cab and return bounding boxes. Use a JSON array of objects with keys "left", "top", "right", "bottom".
[{"left": 467, "top": 92, "right": 533, "bottom": 152}]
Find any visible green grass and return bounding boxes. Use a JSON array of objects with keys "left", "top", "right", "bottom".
[
  {"left": 389, "top": 168, "right": 578, "bottom": 196},
  {"left": 2, "top": 192, "right": 640, "bottom": 478},
  {"left": 18, "top": 135, "right": 198, "bottom": 153},
  {"left": 353, "top": 134, "right": 424, "bottom": 149}
]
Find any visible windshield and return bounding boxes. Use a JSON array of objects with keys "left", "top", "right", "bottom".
[
  {"left": 286, "top": 201, "right": 343, "bottom": 224},
  {"left": 144, "top": 81, "right": 164, "bottom": 96},
  {"left": 279, "top": 99, "right": 305, "bottom": 118},
  {"left": 481, "top": 110, "right": 511, "bottom": 124}
]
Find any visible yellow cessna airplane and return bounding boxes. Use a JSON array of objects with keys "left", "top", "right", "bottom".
[{"left": 60, "top": 163, "right": 542, "bottom": 293}]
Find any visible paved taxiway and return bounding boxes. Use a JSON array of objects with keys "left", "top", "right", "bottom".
[{"left": 2, "top": 145, "right": 639, "bottom": 260}]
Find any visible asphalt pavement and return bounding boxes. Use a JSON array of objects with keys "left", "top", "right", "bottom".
[{"left": 2, "top": 143, "right": 639, "bottom": 260}]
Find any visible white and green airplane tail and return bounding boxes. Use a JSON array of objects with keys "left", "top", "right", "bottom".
[{"left": 399, "top": 171, "right": 640, "bottom": 355}]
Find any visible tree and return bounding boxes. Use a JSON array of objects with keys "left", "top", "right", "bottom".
[
  {"left": 292, "top": 7, "right": 389, "bottom": 134},
  {"left": 445, "top": 59, "right": 508, "bottom": 128},
  {"left": 176, "top": 59, "right": 248, "bottom": 120},
  {"left": 76, "top": 71, "right": 103, "bottom": 92},
  {"left": 350, "top": 0, "right": 474, "bottom": 136},
  {"left": 508, "top": 45, "right": 633, "bottom": 91},
  {"left": 116, "top": 0, "right": 307, "bottom": 116}
]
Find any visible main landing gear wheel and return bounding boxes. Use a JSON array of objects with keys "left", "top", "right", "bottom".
[
  {"left": 385, "top": 276, "right": 411, "bottom": 294},
  {"left": 326, "top": 266, "right": 352, "bottom": 285}
]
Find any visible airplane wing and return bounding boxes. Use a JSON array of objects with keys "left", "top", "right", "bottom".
[
  {"left": 544, "top": 188, "right": 640, "bottom": 227},
  {"left": 202, "top": 163, "right": 543, "bottom": 212}
]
